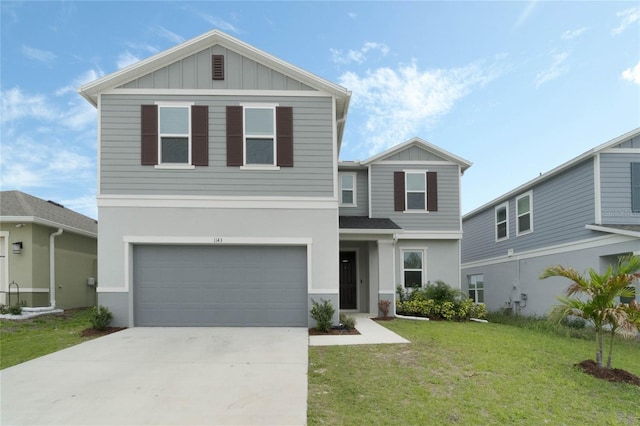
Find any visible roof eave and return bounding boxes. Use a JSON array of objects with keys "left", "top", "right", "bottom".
[{"left": 361, "top": 137, "right": 473, "bottom": 170}]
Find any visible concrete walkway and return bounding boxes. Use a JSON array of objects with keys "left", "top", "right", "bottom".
[
  {"left": 309, "top": 315, "right": 410, "bottom": 346},
  {"left": 1, "top": 327, "right": 308, "bottom": 426}
]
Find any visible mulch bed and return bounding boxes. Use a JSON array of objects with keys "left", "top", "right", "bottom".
[
  {"left": 309, "top": 327, "right": 360, "bottom": 336},
  {"left": 575, "top": 359, "right": 640, "bottom": 387},
  {"left": 80, "top": 327, "right": 126, "bottom": 338},
  {"left": 372, "top": 316, "right": 395, "bottom": 321}
]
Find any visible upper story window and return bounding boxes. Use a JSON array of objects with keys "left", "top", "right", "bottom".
[
  {"left": 340, "top": 173, "right": 357, "bottom": 206},
  {"left": 495, "top": 202, "right": 509, "bottom": 241},
  {"left": 393, "top": 171, "right": 438, "bottom": 212},
  {"left": 141, "top": 103, "right": 208, "bottom": 168},
  {"left": 402, "top": 249, "right": 424, "bottom": 288},
  {"left": 516, "top": 191, "right": 533, "bottom": 236},
  {"left": 244, "top": 106, "right": 276, "bottom": 166},
  {"left": 226, "top": 105, "right": 293, "bottom": 169},
  {"left": 632, "top": 163, "right": 640, "bottom": 213},
  {"left": 159, "top": 105, "right": 190, "bottom": 164},
  {"left": 468, "top": 274, "right": 484, "bottom": 303}
]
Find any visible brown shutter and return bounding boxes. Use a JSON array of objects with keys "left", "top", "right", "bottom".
[
  {"left": 226, "top": 106, "right": 243, "bottom": 166},
  {"left": 276, "top": 106, "right": 293, "bottom": 167},
  {"left": 394, "top": 171, "right": 405, "bottom": 211},
  {"left": 212, "top": 55, "right": 224, "bottom": 80},
  {"left": 141, "top": 105, "right": 158, "bottom": 165},
  {"left": 191, "top": 105, "right": 208, "bottom": 166},
  {"left": 427, "top": 172, "right": 438, "bottom": 211}
]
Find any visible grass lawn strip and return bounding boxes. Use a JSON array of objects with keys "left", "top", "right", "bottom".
[
  {"left": 0, "top": 308, "right": 97, "bottom": 370},
  {"left": 308, "top": 320, "right": 640, "bottom": 426}
]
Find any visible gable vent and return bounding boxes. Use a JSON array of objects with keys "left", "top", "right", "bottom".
[{"left": 212, "top": 55, "right": 224, "bottom": 80}]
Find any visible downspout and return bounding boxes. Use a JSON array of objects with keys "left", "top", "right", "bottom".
[{"left": 49, "top": 228, "right": 63, "bottom": 308}]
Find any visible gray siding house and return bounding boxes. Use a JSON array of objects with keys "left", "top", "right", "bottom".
[
  {"left": 79, "top": 30, "right": 471, "bottom": 327},
  {"left": 461, "top": 128, "right": 640, "bottom": 315}
]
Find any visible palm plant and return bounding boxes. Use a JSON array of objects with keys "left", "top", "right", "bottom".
[{"left": 540, "top": 255, "right": 640, "bottom": 369}]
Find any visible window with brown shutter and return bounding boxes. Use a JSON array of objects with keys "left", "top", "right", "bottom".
[
  {"left": 426, "top": 171, "right": 438, "bottom": 211},
  {"left": 212, "top": 55, "right": 224, "bottom": 80},
  {"left": 141, "top": 105, "right": 158, "bottom": 165},
  {"left": 191, "top": 105, "right": 208, "bottom": 166},
  {"left": 226, "top": 106, "right": 243, "bottom": 166},
  {"left": 394, "top": 172, "right": 405, "bottom": 211},
  {"left": 276, "top": 106, "right": 293, "bottom": 167}
]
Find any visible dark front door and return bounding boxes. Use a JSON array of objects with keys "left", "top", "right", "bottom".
[{"left": 339, "top": 251, "right": 357, "bottom": 309}]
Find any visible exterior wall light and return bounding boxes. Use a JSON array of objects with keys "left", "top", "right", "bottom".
[{"left": 12, "top": 242, "right": 23, "bottom": 254}]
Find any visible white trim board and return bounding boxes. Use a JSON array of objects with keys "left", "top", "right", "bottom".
[
  {"left": 97, "top": 195, "right": 338, "bottom": 210},
  {"left": 462, "top": 234, "right": 638, "bottom": 269}
]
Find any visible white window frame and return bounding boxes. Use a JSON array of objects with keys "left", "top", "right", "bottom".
[
  {"left": 404, "top": 170, "right": 428, "bottom": 213},
  {"left": 339, "top": 172, "right": 357, "bottom": 206},
  {"left": 468, "top": 274, "right": 484, "bottom": 304},
  {"left": 516, "top": 191, "right": 533, "bottom": 236},
  {"left": 155, "top": 102, "right": 194, "bottom": 169},
  {"left": 240, "top": 103, "right": 279, "bottom": 170},
  {"left": 401, "top": 248, "right": 425, "bottom": 288},
  {"left": 495, "top": 202, "right": 509, "bottom": 241}
]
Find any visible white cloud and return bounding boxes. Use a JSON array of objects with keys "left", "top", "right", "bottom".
[
  {"left": 331, "top": 42, "right": 389, "bottom": 65},
  {"left": 612, "top": 7, "right": 639, "bottom": 35},
  {"left": 513, "top": 0, "right": 538, "bottom": 30},
  {"left": 1, "top": 87, "right": 56, "bottom": 122},
  {"left": 55, "top": 69, "right": 104, "bottom": 96},
  {"left": 348, "top": 12, "right": 357, "bottom": 19},
  {"left": 339, "top": 61, "right": 496, "bottom": 155},
  {"left": 622, "top": 60, "right": 640, "bottom": 85},
  {"left": 116, "top": 51, "right": 140, "bottom": 69},
  {"left": 561, "top": 27, "right": 587, "bottom": 40},
  {"left": 194, "top": 11, "right": 238, "bottom": 33},
  {"left": 154, "top": 26, "right": 185, "bottom": 44},
  {"left": 534, "top": 52, "right": 569, "bottom": 88},
  {"left": 21, "top": 45, "right": 56, "bottom": 63},
  {"left": 60, "top": 195, "right": 97, "bottom": 219}
]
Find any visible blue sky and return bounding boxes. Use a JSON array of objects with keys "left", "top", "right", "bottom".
[{"left": 1, "top": 1, "right": 639, "bottom": 219}]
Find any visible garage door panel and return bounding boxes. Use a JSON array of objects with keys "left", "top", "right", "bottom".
[{"left": 133, "top": 245, "right": 307, "bottom": 326}]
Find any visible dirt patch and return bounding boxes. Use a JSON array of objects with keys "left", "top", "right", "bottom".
[
  {"left": 80, "top": 327, "right": 126, "bottom": 338},
  {"left": 372, "top": 316, "right": 395, "bottom": 321},
  {"left": 309, "top": 327, "right": 360, "bottom": 336},
  {"left": 575, "top": 359, "right": 640, "bottom": 387}
]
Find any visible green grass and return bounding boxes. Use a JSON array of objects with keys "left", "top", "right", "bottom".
[
  {"left": 0, "top": 308, "right": 96, "bottom": 369},
  {"left": 308, "top": 319, "right": 640, "bottom": 426}
]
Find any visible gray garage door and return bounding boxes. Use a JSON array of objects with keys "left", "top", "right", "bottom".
[{"left": 133, "top": 245, "right": 307, "bottom": 326}]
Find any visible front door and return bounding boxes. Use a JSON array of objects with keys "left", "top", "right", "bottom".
[{"left": 339, "top": 251, "right": 357, "bottom": 309}]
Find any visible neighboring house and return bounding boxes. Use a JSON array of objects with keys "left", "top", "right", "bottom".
[
  {"left": 78, "top": 30, "right": 471, "bottom": 327},
  {"left": 461, "top": 128, "right": 640, "bottom": 315},
  {"left": 0, "top": 191, "right": 97, "bottom": 309}
]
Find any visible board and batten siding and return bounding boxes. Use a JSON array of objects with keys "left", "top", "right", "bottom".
[
  {"left": 384, "top": 146, "right": 448, "bottom": 162},
  {"left": 338, "top": 169, "right": 369, "bottom": 216},
  {"left": 100, "top": 94, "right": 334, "bottom": 197},
  {"left": 118, "top": 46, "right": 316, "bottom": 92},
  {"left": 462, "top": 159, "right": 596, "bottom": 263},
  {"left": 370, "top": 163, "right": 460, "bottom": 231},
  {"left": 600, "top": 152, "right": 640, "bottom": 225}
]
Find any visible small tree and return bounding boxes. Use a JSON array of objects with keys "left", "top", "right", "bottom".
[
  {"left": 540, "top": 255, "right": 640, "bottom": 369},
  {"left": 310, "top": 299, "right": 334, "bottom": 333}
]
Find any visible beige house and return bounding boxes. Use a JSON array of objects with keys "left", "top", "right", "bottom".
[{"left": 0, "top": 191, "right": 97, "bottom": 309}]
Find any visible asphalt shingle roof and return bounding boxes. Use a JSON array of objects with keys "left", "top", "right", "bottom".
[
  {"left": 339, "top": 216, "right": 402, "bottom": 230},
  {"left": 0, "top": 191, "right": 97, "bottom": 236}
]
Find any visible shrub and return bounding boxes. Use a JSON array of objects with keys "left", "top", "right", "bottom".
[
  {"left": 310, "top": 299, "right": 334, "bottom": 333},
  {"left": 422, "top": 280, "right": 464, "bottom": 304},
  {"left": 7, "top": 304, "right": 23, "bottom": 315},
  {"left": 339, "top": 313, "right": 356, "bottom": 330},
  {"left": 470, "top": 303, "right": 488, "bottom": 319},
  {"left": 395, "top": 283, "right": 487, "bottom": 322},
  {"left": 90, "top": 305, "right": 113, "bottom": 331},
  {"left": 378, "top": 299, "right": 392, "bottom": 318}
]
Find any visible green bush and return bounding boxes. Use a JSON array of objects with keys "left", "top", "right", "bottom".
[
  {"left": 339, "top": 313, "right": 356, "bottom": 330},
  {"left": 310, "top": 299, "right": 335, "bottom": 333},
  {"left": 90, "top": 305, "right": 113, "bottom": 331},
  {"left": 395, "top": 281, "right": 487, "bottom": 321}
]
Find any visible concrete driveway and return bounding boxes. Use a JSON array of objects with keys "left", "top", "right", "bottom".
[{"left": 0, "top": 327, "right": 308, "bottom": 426}]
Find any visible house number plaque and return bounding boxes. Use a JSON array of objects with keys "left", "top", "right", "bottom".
[{"left": 212, "top": 237, "right": 224, "bottom": 244}]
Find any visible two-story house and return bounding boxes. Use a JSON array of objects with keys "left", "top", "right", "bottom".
[
  {"left": 461, "top": 128, "right": 640, "bottom": 315},
  {"left": 79, "top": 30, "right": 471, "bottom": 327}
]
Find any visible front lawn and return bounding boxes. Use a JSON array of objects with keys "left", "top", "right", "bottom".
[
  {"left": 0, "top": 308, "right": 96, "bottom": 369},
  {"left": 308, "top": 319, "right": 640, "bottom": 425}
]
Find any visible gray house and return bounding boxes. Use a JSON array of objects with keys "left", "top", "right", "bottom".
[
  {"left": 461, "top": 128, "right": 640, "bottom": 315},
  {"left": 0, "top": 191, "right": 97, "bottom": 309},
  {"left": 78, "top": 30, "right": 471, "bottom": 328}
]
